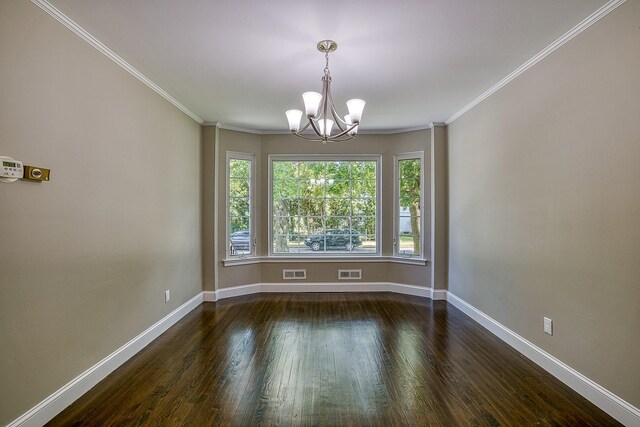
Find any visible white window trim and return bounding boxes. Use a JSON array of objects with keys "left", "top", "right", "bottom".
[
  {"left": 393, "top": 151, "right": 425, "bottom": 258},
  {"left": 268, "top": 154, "right": 382, "bottom": 257},
  {"left": 222, "top": 256, "right": 428, "bottom": 267},
  {"left": 226, "top": 151, "right": 256, "bottom": 259}
]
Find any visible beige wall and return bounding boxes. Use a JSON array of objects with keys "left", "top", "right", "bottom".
[
  {"left": 202, "top": 127, "right": 216, "bottom": 291},
  {"left": 207, "top": 130, "right": 432, "bottom": 288},
  {"left": 448, "top": 1, "right": 640, "bottom": 407},
  {"left": 0, "top": 1, "right": 202, "bottom": 424}
]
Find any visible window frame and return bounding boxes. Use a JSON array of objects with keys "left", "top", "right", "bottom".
[
  {"left": 268, "top": 154, "right": 382, "bottom": 257},
  {"left": 394, "top": 151, "right": 425, "bottom": 258},
  {"left": 226, "top": 151, "right": 256, "bottom": 259}
]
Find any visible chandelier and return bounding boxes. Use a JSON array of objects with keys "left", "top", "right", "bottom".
[{"left": 285, "top": 40, "right": 365, "bottom": 143}]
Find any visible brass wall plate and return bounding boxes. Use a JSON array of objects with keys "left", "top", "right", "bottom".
[{"left": 23, "top": 165, "right": 50, "bottom": 181}]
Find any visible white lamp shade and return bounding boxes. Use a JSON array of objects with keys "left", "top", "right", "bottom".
[
  {"left": 344, "top": 115, "right": 358, "bottom": 135},
  {"left": 347, "top": 98, "right": 366, "bottom": 123},
  {"left": 318, "top": 119, "right": 334, "bottom": 137},
  {"left": 285, "top": 109, "right": 303, "bottom": 132},
  {"left": 302, "top": 92, "right": 322, "bottom": 117}
]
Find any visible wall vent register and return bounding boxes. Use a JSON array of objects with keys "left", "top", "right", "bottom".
[
  {"left": 283, "top": 269, "right": 307, "bottom": 280},
  {"left": 338, "top": 269, "right": 362, "bottom": 280}
]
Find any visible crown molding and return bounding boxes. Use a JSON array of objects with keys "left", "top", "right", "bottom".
[
  {"left": 216, "top": 123, "right": 265, "bottom": 134},
  {"left": 444, "top": 0, "right": 626, "bottom": 125},
  {"left": 429, "top": 122, "right": 446, "bottom": 128},
  {"left": 30, "top": 0, "right": 204, "bottom": 125},
  {"left": 363, "top": 125, "right": 432, "bottom": 135},
  {"left": 215, "top": 123, "right": 434, "bottom": 136}
]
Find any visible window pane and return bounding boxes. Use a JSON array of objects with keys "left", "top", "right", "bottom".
[
  {"left": 298, "top": 162, "right": 325, "bottom": 180},
  {"left": 299, "top": 198, "right": 324, "bottom": 217},
  {"left": 325, "top": 216, "right": 350, "bottom": 229},
  {"left": 399, "top": 215, "right": 420, "bottom": 235},
  {"left": 228, "top": 154, "right": 254, "bottom": 257},
  {"left": 398, "top": 235, "right": 421, "bottom": 256},
  {"left": 359, "top": 235, "right": 377, "bottom": 254},
  {"left": 229, "top": 216, "right": 249, "bottom": 233},
  {"left": 351, "top": 216, "right": 376, "bottom": 235},
  {"left": 229, "top": 198, "right": 249, "bottom": 217},
  {"left": 229, "top": 159, "right": 250, "bottom": 179},
  {"left": 326, "top": 179, "right": 350, "bottom": 198},
  {"left": 352, "top": 180, "right": 376, "bottom": 198},
  {"left": 273, "top": 235, "right": 291, "bottom": 253},
  {"left": 399, "top": 179, "right": 420, "bottom": 209},
  {"left": 272, "top": 217, "right": 298, "bottom": 234},
  {"left": 229, "top": 179, "right": 249, "bottom": 198},
  {"left": 271, "top": 159, "right": 378, "bottom": 256},
  {"left": 325, "top": 199, "right": 351, "bottom": 216},
  {"left": 399, "top": 159, "right": 420, "bottom": 177},
  {"left": 351, "top": 162, "right": 376, "bottom": 179},
  {"left": 273, "top": 161, "right": 297, "bottom": 179},
  {"left": 300, "top": 216, "right": 325, "bottom": 235},
  {"left": 300, "top": 179, "right": 324, "bottom": 198},
  {"left": 352, "top": 198, "right": 376, "bottom": 216},
  {"left": 288, "top": 235, "right": 307, "bottom": 253},
  {"left": 396, "top": 156, "right": 422, "bottom": 257},
  {"left": 326, "top": 161, "right": 350, "bottom": 179},
  {"left": 273, "top": 179, "right": 299, "bottom": 201}
]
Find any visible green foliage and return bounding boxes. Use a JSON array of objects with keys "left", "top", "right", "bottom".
[
  {"left": 229, "top": 198, "right": 249, "bottom": 217},
  {"left": 229, "top": 216, "right": 249, "bottom": 233},
  {"left": 229, "top": 179, "right": 249, "bottom": 198},
  {"left": 398, "top": 158, "right": 422, "bottom": 254},
  {"left": 271, "top": 160, "right": 378, "bottom": 253},
  {"left": 229, "top": 159, "right": 250, "bottom": 179},
  {"left": 399, "top": 159, "right": 420, "bottom": 209}
]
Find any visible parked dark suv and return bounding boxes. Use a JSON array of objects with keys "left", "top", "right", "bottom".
[
  {"left": 304, "top": 228, "right": 362, "bottom": 251},
  {"left": 230, "top": 230, "right": 251, "bottom": 254}
]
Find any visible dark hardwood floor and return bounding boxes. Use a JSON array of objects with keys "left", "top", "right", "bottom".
[{"left": 49, "top": 293, "right": 619, "bottom": 426}]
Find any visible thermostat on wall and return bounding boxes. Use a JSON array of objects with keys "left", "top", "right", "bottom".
[{"left": 0, "top": 156, "right": 24, "bottom": 183}]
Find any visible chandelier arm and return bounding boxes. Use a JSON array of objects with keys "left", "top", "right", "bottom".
[
  {"left": 325, "top": 124, "right": 358, "bottom": 140},
  {"left": 291, "top": 132, "right": 327, "bottom": 142},
  {"left": 294, "top": 120, "right": 312, "bottom": 134},
  {"left": 324, "top": 133, "right": 356, "bottom": 143},
  {"left": 308, "top": 117, "right": 323, "bottom": 137},
  {"left": 326, "top": 91, "right": 347, "bottom": 131},
  {"left": 331, "top": 104, "right": 349, "bottom": 129}
]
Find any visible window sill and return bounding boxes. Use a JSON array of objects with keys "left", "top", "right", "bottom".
[{"left": 223, "top": 256, "right": 428, "bottom": 267}]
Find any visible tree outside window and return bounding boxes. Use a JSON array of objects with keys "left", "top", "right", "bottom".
[
  {"left": 227, "top": 153, "right": 254, "bottom": 257},
  {"left": 271, "top": 157, "right": 379, "bottom": 255},
  {"left": 396, "top": 154, "right": 423, "bottom": 257}
]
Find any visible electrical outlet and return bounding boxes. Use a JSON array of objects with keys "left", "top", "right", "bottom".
[
  {"left": 165, "top": 290, "right": 171, "bottom": 303},
  {"left": 544, "top": 317, "right": 553, "bottom": 335}
]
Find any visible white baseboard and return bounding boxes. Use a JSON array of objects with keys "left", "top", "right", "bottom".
[
  {"left": 204, "top": 282, "right": 433, "bottom": 301},
  {"left": 8, "top": 293, "right": 204, "bottom": 427},
  {"left": 430, "top": 288, "right": 448, "bottom": 300},
  {"left": 446, "top": 291, "right": 640, "bottom": 426}
]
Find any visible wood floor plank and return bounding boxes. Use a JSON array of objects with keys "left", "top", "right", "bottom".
[{"left": 48, "top": 293, "right": 620, "bottom": 426}]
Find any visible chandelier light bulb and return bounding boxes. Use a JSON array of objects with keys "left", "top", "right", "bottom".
[
  {"left": 285, "top": 109, "right": 303, "bottom": 131},
  {"left": 346, "top": 99, "right": 366, "bottom": 123},
  {"left": 302, "top": 92, "right": 322, "bottom": 117},
  {"left": 318, "top": 119, "right": 334, "bottom": 137},
  {"left": 344, "top": 115, "right": 358, "bottom": 135}
]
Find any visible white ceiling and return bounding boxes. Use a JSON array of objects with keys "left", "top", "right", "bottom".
[{"left": 47, "top": 0, "right": 607, "bottom": 132}]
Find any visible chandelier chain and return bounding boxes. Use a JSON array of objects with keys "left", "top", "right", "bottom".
[{"left": 324, "top": 51, "right": 330, "bottom": 77}]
